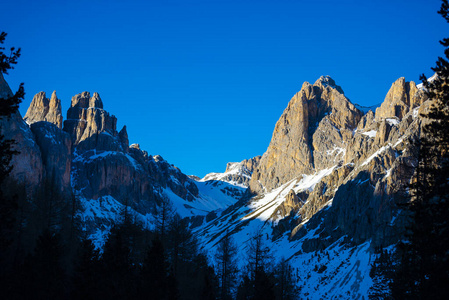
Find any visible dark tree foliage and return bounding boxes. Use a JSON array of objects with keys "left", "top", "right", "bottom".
[
  {"left": 237, "top": 229, "right": 276, "bottom": 300},
  {"left": 99, "top": 223, "right": 139, "bottom": 299},
  {"left": 166, "top": 214, "right": 219, "bottom": 300},
  {"left": 215, "top": 232, "right": 239, "bottom": 300},
  {"left": 236, "top": 275, "right": 252, "bottom": 300},
  {"left": 14, "top": 230, "right": 67, "bottom": 300},
  {"left": 391, "top": 1, "right": 449, "bottom": 298},
  {"left": 0, "top": 31, "right": 24, "bottom": 297},
  {"left": 253, "top": 269, "right": 275, "bottom": 300},
  {"left": 140, "top": 236, "right": 175, "bottom": 300},
  {"left": 167, "top": 213, "right": 198, "bottom": 277},
  {"left": 0, "top": 31, "right": 23, "bottom": 245},
  {"left": 273, "top": 258, "right": 299, "bottom": 300},
  {"left": 0, "top": 31, "right": 24, "bottom": 116},
  {"left": 71, "top": 237, "right": 102, "bottom": 300},
  {"left": 245, "top": 229, "right": 273, "bottom": 280},
  {"left": 155, "top": 194, "right": 176, "bottom": 245}
]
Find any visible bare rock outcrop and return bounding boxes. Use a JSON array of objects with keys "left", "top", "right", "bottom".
[
  {"left": 249, "top": 76, "right": 362, "bottom": 194},
  {"left": 147, "top": 154, "right": 199, "bottom": 201},
  {"left": 225, "top": 156, "right": 261, "bottom": 174},
  {"left": 63, "top": 92, "right": 125, "bottom": 152},
  {"left": 24, "top": 91, "right": 63, "bottom": 128},
  {"left": 72, "top": 149, "right": 158, "bottom": 214},
  {"left": 375, "top": 77, "right": 425, "bottom": 121}
]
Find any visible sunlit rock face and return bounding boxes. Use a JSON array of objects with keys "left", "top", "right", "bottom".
[
  {"left": 249, "top": 76, "right": 363, "bottom": 194},
  {"left": 63, "top": 91, "right": 128, "bottom": 152},
  {"left": 24, "top": 91, "right": 63, "bottom": 129},
  {"left": 375, "top": 77, "right": 425, "bottom": 121}
]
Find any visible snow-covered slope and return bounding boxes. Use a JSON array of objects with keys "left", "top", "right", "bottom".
[{"left": 201, "top": 156, "right": 261, "bottom": 188}]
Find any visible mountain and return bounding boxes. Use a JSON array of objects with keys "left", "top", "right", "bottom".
[
  {"left": 192, "top": 76, "right": 428, "bottom": 298},
  {"left": 0, "top": 74, "right": 429, "bottom": 298},
  {"left": 0, "top": 81, "right": 244, "bottom": 248}
]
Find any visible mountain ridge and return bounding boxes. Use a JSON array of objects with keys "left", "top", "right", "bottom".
[{"left": 0, "top": 74, "right": 429, "bottom": 298}]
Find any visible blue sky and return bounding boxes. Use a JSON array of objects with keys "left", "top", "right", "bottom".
[{"left": 1, "top": 0, "right": 447, "bottom": 177}]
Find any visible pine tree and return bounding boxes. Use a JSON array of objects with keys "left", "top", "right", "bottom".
[
  {"left": 140, "top": 236, "right": 174, "bottom": 300},
  {"left": 246, "top": 229, "right": 273, "bottom": 281},
  {"left": 0, "top": 31, "right": 23, "bottom": 115},
  {"left": 391, "top": 1, "right": 449, "bottom": 298},
  {"left": 99, "top": 224, "right": 138, "bottom": 299},
  {"left": 236, "top": 275, "right": 252, "bottom": 300},
  {"left": 0, "top": 31, "right": 24, "bottom": 298},
  {"left": 19, "top": 229, "right": 67, "bottom": 300},
  {"left": 214, "top": 232, "right": 239, "bottom": 300},
  {"left": 155, "top": 194, "right": 176, "bottom": 246},
  {"left": 238, "top": 229, "right": 275, "bottom": 300},
  {"left": 167, "top": 213, "right": 198, "bottom": 278},
  {"left": 273, "top": 257, "right": 299, "bottom": 300},
  {"left": 253, "top": 269, "right": 275, "bottom": 300},
  {"left": 0, "top": 31, "right": 23, "bottom": 248},
  {"left": 71, "top": 237, "right": 101, "bottom": 300}
]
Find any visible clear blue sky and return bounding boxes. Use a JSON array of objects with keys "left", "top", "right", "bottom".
[{"left": 1, "top": 0, "right": 447, "bottom": 177}]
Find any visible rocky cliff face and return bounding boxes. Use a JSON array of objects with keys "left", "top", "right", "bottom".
[
  {"left": 375, "top": 77, "right": 425, "bottom": 120},
  {"left": 60, "top": 92, "right": 206, "bottom": 217},
  {"left": 0, "top": 83, "right": 72, "bottom": 200},
  {"left": 24, "top": 91, "right": 63, "bottom": 128},
  {"left": 8, "top": 87, "right": 243, "bottom": 243},
  {"left": 63, "top": 92, "right": 128, "bottom": 152},
  {"left": 30, "top": 121, "right": 72, "bottom": 198},
  {"left": 249, "top": 76, "right": 363, "bottom": 194}
]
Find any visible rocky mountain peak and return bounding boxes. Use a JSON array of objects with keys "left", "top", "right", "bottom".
[
  {"left": 89, "top": 92, "right": 103, "bottom": 109},
  {"left": 70, "top": 91, "right": 90, "bottom": 110},
  {"left": 24, "top": 91, "right": 63, "bottom": 128},
  {"left": 249, "top": 76, "right": 362, "bottom": 194},
  {"left": 375, "top": 77, "right": 424, "bottom": 121},
  {"left": 313, "top": 75, "right": 345, "bottom": 95},
  {"left": 63, "top": 91, "right": 119, "bottom": 150},
  {"left": 225, "top": 156, "right": 261, "bottom": 174},
  {"left": 130, "top": 143, "right": 141, "bottom": 150}
]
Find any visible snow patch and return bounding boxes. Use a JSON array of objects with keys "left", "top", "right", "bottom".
[
  {"left": 242, "top": 167, "right": 336, "bottom": 222},
  {"left": 386, "top": 118, "right": 399, "bottom": 126},
  {"left": 417, "top": 73, "right": 438, "bottom": 90},
  {"left": 360, "top": 145, "right": 389, "bottom": 167},
  {"left": 362, "top": 130, "right": 377, "bottom": 138}
]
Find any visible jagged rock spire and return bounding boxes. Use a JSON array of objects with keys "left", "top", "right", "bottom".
[{"left": 24, "top": 91, "right": 63, "bottom": 128}]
